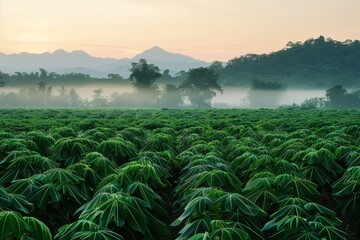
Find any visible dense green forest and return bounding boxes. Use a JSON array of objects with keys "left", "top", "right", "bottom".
[
  {"left": 0, "top": 109, "right": 360, "bottom": 239},
  {"left": 220, "top": 36, "right": 360, "bottom": 88},
  {"left": 1, "top": 36, "right": 360, "bottom": 88}
]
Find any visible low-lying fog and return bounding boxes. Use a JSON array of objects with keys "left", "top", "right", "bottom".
[{"left": 0, "top": 85, "right": 326, "bottom": 108}]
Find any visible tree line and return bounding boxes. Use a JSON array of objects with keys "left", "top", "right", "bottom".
[
  {"left": 220, "top": 36, "right": 360, "bottom": 87},
  {"left": 281, "top": 85, "right": 360, "bottom": 109},
  {"left": 0, "top": 59, "right": 223, "bottom": 108}
]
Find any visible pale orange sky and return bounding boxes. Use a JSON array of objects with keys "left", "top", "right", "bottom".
[{"left": 0, "top": 0, "right": 359, "bottom": 61}]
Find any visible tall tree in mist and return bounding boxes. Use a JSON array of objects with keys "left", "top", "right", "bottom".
[
  {"left": 129, "top": 59, "right": 162, "bottom": 91},
  {"left": 180, "top": 67, "right": 223, "bottom": 108},
  {"left": 158, "top": 84, "right": 183, "bottom": 108},
  {"left": 326, "top": 85, "right": 347, "bottom": 108},
  {"left": 247, "top": 79, "right": 285, "bottom": 108},
  {"left": 37, "top": 81, "right": 52, "bottom": 106}
]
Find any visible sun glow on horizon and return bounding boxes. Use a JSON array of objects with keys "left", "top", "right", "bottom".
[{"left": 1, "top": 0, "right": 360, "bottom": 61}]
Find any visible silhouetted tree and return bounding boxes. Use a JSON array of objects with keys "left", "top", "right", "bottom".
[
  {"left": 68, "top": 89, "right": 82, "bottom": 107},
  {"left": 326, "top": 85, "right": 360, "bottom": 108},
  {"left": 36, "top": 81, "right": 52, "bottom": 106},
  {"left": 129, "top": 59, "right": 162, "bottom": 90},
  {"left": 108, "top": 74, "right": 123, "bottom": 80},
  {"left": 57, "top": 86, "right": 69, "bottom": 106},
  {"left": 247, "top": 79, "right": 285, "bottom": 108},
  {"left": 92, "top": 88, "right": 108, "bottom": 107},
  {"left": 0, "top": 75, "right": 4, "bottom": 87},
  {"left": 39, "top": 68, "right": 48, "bottom": 79},
  {"left": 326, "top": 85, "right": 347, "bottom": 108},
  {"left": 158, "top": 84, "right": 183, "bottom": 108},
  {"left": 209, "top": 61, "right": 224, "bottom": 74},
  {"left": 180, "top": 67, "right": 222, "bottom": 108}
]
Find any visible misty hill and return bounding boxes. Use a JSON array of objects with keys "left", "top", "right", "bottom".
[
  {"left": 0, "top": 47, "right": 209, "bottom": 78},
  {"left": 221, "top": 36, "right": 360, "bottom": 88}
]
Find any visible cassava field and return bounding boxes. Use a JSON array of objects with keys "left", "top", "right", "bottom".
[{"left": 0, "top": 108, "right": 360, "bottom": 240}]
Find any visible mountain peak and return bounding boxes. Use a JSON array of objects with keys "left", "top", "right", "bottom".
[
  {"left": 133, "top": 46, "right": 205, "bottom": 64},
  {"left": 53, "top": 49, "right": 68, "bottom": 55},
  {"left": 71, "top": 50, "right": 90, "bottom": 57},
  {"left": 141, "top": 46, "right": 168, "bottom": 54}
]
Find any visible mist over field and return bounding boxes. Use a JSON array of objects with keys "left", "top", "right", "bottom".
[
  {"left": 2, "top": 1, "right": 360, "bottom": 239},
  {"left": 0, "top": 84, "right": 326, "bottom": 108}
]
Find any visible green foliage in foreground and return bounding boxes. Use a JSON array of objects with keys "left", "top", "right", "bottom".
[{"left": 0, "top": 108, "right": 359, "bottom": 239}]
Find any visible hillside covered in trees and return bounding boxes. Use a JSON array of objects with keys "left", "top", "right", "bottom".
[
  {"left": 1, "top": 36, "right": 360, "bottom": 89},
  {"left": 220, "top": 36, "right": 360, "bottom": 88}
]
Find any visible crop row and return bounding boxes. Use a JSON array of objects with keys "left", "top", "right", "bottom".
[{"left": 0, "top": 109, "right": 359, "bottom": 239}]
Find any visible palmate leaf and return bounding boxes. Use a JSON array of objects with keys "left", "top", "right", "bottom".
[
  {"left": 195, "top": 169, "right": 243, "bottom": 192},
  {"left": 8, "top": 177, "right": 40, "bottom": 196},
  {"left": 43, "top": 168, "right": 83, "bottom": 184},
  {"left": 172, "top": 196, "right": 214, "bottom": 226},
  {"left": 274, "top": 159, "right": 299, "bottom": 174},
  {"left": 303, "top": 148, "right": 343, "bottom": 176},
  {"left": 23, "top": 216, "right": 52, "bottom": 240},
  {"left": 125, "top": 182, "right": 161, "bottom": 207},
  {"left": 0, "top": 186, "right": 9, "bottom": 206},
  {"left": 270, "top": 204, "right": 307, "bottom": 219},
  {"left": 311, "top": 215, "right": 342, "bottom": 226},
  {"left": 176, "top": 217, "right": 211, "bottom": 240},
  {"left": 175, "top": 187, "right": 225, "bottom": 209},
  {"left": 56, "top": 182, "right": 88, "bottom": 204},
  {"left": 96, "top": 171, "right": 133, "bottom": 190},
  {"left": 96, "top": 139, "right": 138, "bottom": 164},
  {"left": 301, "top": 165, "right": 332, "bottom": 186},
  {"left": 0, "top": 139, "right": 28, "bottom": 158},
  {"left": 82, "top": 152, "right": 116, "bottom": 176},
  {"left": 217, "top": 193, "right": 266, "bottom": 217},
  {"left": 343, "top": 151, "right": 360, "bottom": 167},
  {"left": 319, "top": 225, "right": 348, "bottom": 240},
  {"left": 289, "top": 231, "right": 321, "bottom": 240},
  {"left": 275, "top": 173, "right": 320, "bottom": 198},
  {"left": 332, "top": 166, "right": 360, "bottom": 197},
  {"left": 304, "top": 203, "right": 336, "bottom": 217},
  {"left": 0, "top": 211, "right": 26, "bottom": 239},
  {"left": 55, "top": 220, "right": 100, "bottom": 240},
  {"left": 7, "top": 192, "right": 33, "bottom": 214},
  {"left": 244, "top": 189, "right": 277, "bottom": 210},
  {"left": 276, "top": 215, "right": 309, "bottom": 232},
  {"left": 243, "top": 176, "right": 275, "bottom": 191},
  {"left": 230, "top": 152, "right": 258, "bottom": 172},
  {"left": 143, "top": 133, "right": 178, "bottom": 153},
  {"left": 339, "top": 192, "right": 360, "bottom": 215},
  {"left": 187, "top": 232, "right": 211, "bottom": 240},
  {"left": 53, "top": 138, "right": 96, "bottom": 166},
  {"left": 67, "top": 163, "right": 100, "bottom": 198},
  {"left": 210, "top": 227, "right": 249, "bottom": 240},
  {"left": 29, "top": 183, "right": 61, "bottom": 208},
  {"left": 119, "top": 159, "right": 168, "bottom": 187},
  {"left": 0, "top": 186, "right": 32, "bottom": 214},
  {"left": 79, "top": 192, "right": 162, "bottom": 238},
  {"left": 72, "top": 229, "right": 124, "bottom": 240}
]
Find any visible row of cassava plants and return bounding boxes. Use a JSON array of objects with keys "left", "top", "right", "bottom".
[
  {"left": 0, "top": 126, "right": 179, "bottom": 239},
  {"left": 0, "top": 109, "right": 359, "bottom": 239}
]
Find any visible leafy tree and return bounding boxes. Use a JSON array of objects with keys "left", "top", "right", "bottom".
[
  {"left": 0, "top": 211, "right": 52, "bottom": 240},
  {"left": 92, "top": 88, "right": 108, "bottom": 107},
  {"left": 326, "top": 85, "right": 347, "bottom": 107},
  {"left": 129, "top": 59, "right": 162, "bottom": 90},
  {"left": 180, "top": 67, "right": 223, "bottom": 108},
  {"left": 158, "top": 84, "right": 183, "bottom": 108},
  {"left": 208, "top": 61, "right": 224, "bottom": 74},
  {"left": 68, "top": 88, "right": 82, "bottom": 107},
  {"left": 107, "top": 73, "right": 123, "bottom": 80}
]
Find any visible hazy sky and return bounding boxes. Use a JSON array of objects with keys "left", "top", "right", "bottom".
[{"left": 0, "top": 0, "right": 359, "bottom": 61}]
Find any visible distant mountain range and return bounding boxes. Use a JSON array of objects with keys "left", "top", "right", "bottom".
[{"left": 0, "top": 46, "right": 210, "bottom": 77}]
